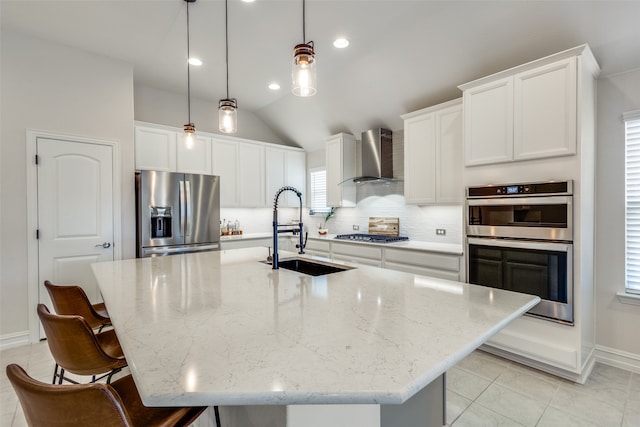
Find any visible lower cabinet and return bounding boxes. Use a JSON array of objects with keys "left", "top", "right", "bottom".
[
  {"left": 304, "top": 239, "right": 331, "bottom": 258},
  {"left": 384, "top": 248, "right": 462, "bottom": 282},
  {"left": 220, "top": 237, "right": 271, "bottom": 251},
  {"left": 331, "top": 242, "right": 383, "bottom": 267},
  {"left": 304, "top": 239, "right": 463, "bottom": 280}
]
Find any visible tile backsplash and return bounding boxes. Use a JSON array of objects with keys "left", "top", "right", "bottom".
[{"left": 221, "top": 196, "right": 463, "bottom": 245}]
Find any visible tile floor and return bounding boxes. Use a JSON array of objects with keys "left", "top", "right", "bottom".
[{"left": 1, "top": 341, "right": 638, "bottom": 426}]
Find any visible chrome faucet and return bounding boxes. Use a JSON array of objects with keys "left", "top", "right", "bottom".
[{"left": 272, "top": 186, "right": 306, "bottom": 269}]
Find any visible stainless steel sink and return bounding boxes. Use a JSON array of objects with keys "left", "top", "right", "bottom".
[{"left": 263, "top": 258, "right": 353, "bottom": 276}]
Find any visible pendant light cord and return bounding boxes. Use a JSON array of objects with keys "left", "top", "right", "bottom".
[
  {"left": 186, "top": 0, "right": 192, "bottom": 124},
  {"left": 225, "top": 0, "right": 229, "bottom": 99},
  {"left": 302, "top": 0, "right": 306, "bottom": 43}
]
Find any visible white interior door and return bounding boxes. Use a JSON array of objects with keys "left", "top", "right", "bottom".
[{"left": 36, "top": 137, "right": 114, "bottom": 320}]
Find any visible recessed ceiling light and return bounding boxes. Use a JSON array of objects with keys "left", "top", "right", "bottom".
[
  {"left": 188, "top": 57, "right": 202, "bottom": 66},
  {"left": 268, "top": 82, "right": 281, "bottom": 90},
  {"left": 241, "top": 0, "right": 255, "bottom": 2},
  {"left": 333, "top": 38, "right": 350, "bottom": 49}
]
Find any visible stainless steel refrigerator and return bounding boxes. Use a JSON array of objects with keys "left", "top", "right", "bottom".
[{"left": 136, "top": 170, "right": 220, "bottom": 257}]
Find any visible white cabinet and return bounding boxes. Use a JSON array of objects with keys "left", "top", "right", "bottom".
[
  {"left": 135, "top": 125, "right": 177, "bottom": 171},
  {"left": 304, "top": 239, "right": 331, "bottom": 258},
  {"left": 384, "top": 248, "right": 461, "bottom": 281},
  {"left": 177, "top": 134, "right": 212, "bottom": 174},
  {"left": 221, "top": 237, "right": 271, "bottom": 251},
  {"left": 402, "top": 99, "right": 463, "bottom": 204},
  {"left": 461, "top": 56, "right": 577, "bottom": 166},
  {"left": 212, "top": 138, "right": 239, "bottom": 207},
  {"left": 326, "top": 133, "right": 356, "bottom": 207},
  {"left": 331, "top": 242, "right": 382, "bottom": 267},
  {"left": 265, "top": 147, "right": 306, "bottom": 208},
  {"left": 286, "top": 150, "right": 306, "bottom": 206},
  {"left": 513, "top": 57, "right": 577, "bottom": 160},
  {"left": 135, "top": 125, "right": 212, "bottom": 174},
  {"left": 238, "top": 142, "right": 265, "bottom": 207},
  {"left": 135, "top": 122, "right": 304, "bottom": 208}
]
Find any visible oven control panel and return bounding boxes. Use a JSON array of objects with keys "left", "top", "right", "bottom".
[{"left": 467, "top": 181, "right": 572, "bottom": 198}]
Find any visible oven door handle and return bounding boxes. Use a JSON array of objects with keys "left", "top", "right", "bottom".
[
  {"left": 467, "top": 195, "right": 572, "bottom": 206},
  {"left": 467, "top": 237, "right": 571, "bottom": 252}
]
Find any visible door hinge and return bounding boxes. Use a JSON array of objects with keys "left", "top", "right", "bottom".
[
  {"left": 36, "top": 229, "right": 40, "bottom": 239},
  {"left": 35, "top": 155, "right": 39, "bottom": 165}
]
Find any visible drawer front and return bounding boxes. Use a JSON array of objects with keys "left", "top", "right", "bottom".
[
  {"left": 305, "top": 239, "right": 331, "bottom": 252},
  {"left": 384, "top": 262, "right": 460, "bottom": 281},
  {"left": 332, "top": 254, "right": 382, "bottom": 268},
  {"left": 331, "top": 242, "right": 382, "bottom": 260},
  {"left": 384, "top": 248, "right": 460, "bottom": 272}
]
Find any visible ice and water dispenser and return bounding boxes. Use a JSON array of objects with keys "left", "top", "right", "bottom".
[{"left": 150, "top": 207, "right": 172, "bottom": 239}]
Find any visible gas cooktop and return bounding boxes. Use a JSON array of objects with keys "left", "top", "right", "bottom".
[{"left": 334, "top": 233, "right": 409, "bottom": 243}]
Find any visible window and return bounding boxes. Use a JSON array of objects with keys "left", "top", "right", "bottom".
[
  {"left": 309, "top": 168, "right": 331, "bottom": 215},
  {"left": 624, "top": 111, "right": 640, "bottom": 294}
]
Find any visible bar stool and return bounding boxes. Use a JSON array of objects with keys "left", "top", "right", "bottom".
[
  {"left": 37, "top": 304, "right": 126, "bottom": 384},
  {"left": 44, "top": 280, "right": 111, "bottom": 332},
  {"left": 6, "top": 364, "right": 206, "bottom": 427}
]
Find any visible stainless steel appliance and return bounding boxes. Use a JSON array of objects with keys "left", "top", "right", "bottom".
[
  {"left": 342, "top": 128, "right": 394, "bottom": 183},
  {"left": 466, "top": 181, "right": 574, "bottom": 324},
  {"left": 136, "top": 170, "right": 220, "bottom": 257},
  {"left": 335, "top": 234, "right": 409, "bottom": 243}
]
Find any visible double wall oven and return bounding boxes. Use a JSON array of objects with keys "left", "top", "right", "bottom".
[{"left": 466, "top": 181, "right": 573, "bottom": 324}]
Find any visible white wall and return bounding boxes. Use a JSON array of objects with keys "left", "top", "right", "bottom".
[
  {"left": 134, "top": 84, "right": 294, "bottom": 147},
  {"left": 0, "top": 30, "right": 135, "bottom": 340},
  {"left": 595, "top": 68, "right": 640, "bottom": 356}
]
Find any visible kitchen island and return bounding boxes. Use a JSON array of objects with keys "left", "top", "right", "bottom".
[{"left": 91, "top": 247, "right": 539, "bottom": 427}]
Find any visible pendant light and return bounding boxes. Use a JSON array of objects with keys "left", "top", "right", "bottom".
[
  {"left": 183, "top": 0, "right": 196, "bottom": 148},
  {"left": 292, "top": 0, "right": 316, "bottom": 97},
  {"left": 219, "top": 0, "right": 237, "bottom": 134}
]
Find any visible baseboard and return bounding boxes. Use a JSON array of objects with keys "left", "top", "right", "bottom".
[
  {"left": 0, "top": 331, "right": 31, "bottom": 351},
  {"left": 595, "top": 345, "right": 640, "bottom": 374}
]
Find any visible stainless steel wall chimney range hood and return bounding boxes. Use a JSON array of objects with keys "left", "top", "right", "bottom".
[{"left": 344, "top": 128, "right": 396, "bottom": 183}]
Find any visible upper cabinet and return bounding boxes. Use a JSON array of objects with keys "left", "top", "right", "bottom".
[
  {"left": 238, "top": 142, "right": 265, "bottom": 207},
  {"left": 513, "top": 58, "right": 577, "bottom": 161},
  {"left": 265, "top": 148, "right": 306, "bottom": 207},
  {"left": 460, "top": 47, "right": 594, "bottom": 167},
  {"left": 135, "top": 125, "right": 177, "bottom": 171},
  {"left": 402, "top": 99, "right": 463, "bottom": 204},
  {"left": 177, "top": 134, "right": 212, "bottom": 174},
  {"left": 326, "top": 133, "right": 356, "bottom": 207},
  {"left": 211, "top": 138, "right": 239, "bottom": 207},
  {"left": 135, "top": 122, "right": 305, "bottom": 208}
]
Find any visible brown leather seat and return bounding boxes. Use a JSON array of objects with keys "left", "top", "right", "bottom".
[
  {"left": 6, "top": 364, "right": 206, "bottom": 427},
  {"left": 37, "top": 304, "right": 127, "bottom": 384},
  {"left": 44, "top": 280, "right": 111, "bottom": 332}
]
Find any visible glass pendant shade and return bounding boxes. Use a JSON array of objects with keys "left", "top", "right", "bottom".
[
  {"left": 218, "top": 99, "right": 237, "bottom": 134},
  {"left": 292, "top": 43, "right": 316, "bottom": 97},
  {"left": 183, "top": 123, "right": 196, "bottom": 149}
]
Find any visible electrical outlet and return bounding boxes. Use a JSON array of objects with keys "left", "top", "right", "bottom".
[
  {"left": 353, "top": 225, "right": 360, "bottom": 231},
  {"left": 436, "top": 228, "right": 446, "bottom": 236}
]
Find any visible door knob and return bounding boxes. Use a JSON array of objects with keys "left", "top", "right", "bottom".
[{"left": 95, "top": 242, "right": 111, "bottom": 249}]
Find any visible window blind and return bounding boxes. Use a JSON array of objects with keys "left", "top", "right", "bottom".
[
  {"left": 309, "top": 169, "right": 331, "bottom": 215},
  {"left": 625, "top": 114, "right": 640, "bottom": 294}
]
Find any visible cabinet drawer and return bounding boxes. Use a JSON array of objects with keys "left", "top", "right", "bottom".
[
  {"left": 384, "top": 262, "right": 460, "bottom": 282},
  {"left": 331, "top": 242, "right": 382, "bottom": 260},
  {"left": 332, "top": 254, "right": 382, "bottom": 268},
  {"left": 384, "top": 248, "right": 460, "bottom": 272},
  {"left": 305, "top": 240, "right": 331, "bottom": 252}
]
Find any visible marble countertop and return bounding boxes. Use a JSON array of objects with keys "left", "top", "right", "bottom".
[{"left": 92, "top": 248, "right": 538, "bottom": 407}]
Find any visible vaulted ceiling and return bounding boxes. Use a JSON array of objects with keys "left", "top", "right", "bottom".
[{"left": 3, "top": 0, "right": 640, "bottom": 151}]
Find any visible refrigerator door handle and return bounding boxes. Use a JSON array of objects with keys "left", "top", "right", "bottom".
[
  {"left": 179, "top": 180, "right": 186, "bottom": 237},
  {"left": 185, "top": 180, "right": 191, "bottom": 238}
]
